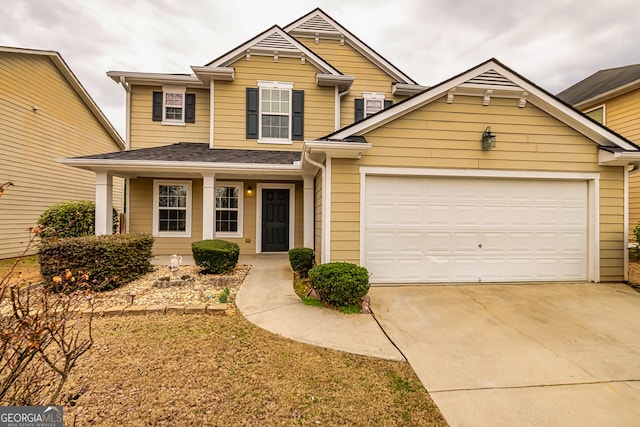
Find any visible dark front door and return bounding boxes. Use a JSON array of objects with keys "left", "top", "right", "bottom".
[{"left": 262, "top": 189, "right": 290, "bottom": 252}]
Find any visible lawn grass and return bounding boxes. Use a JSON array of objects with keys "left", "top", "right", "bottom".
[
  {"left": 0, "top": 254, "right": 40, "bottom": 283},
  {"left": 63, "top": 315, "right": 448, "bottom": 426}
]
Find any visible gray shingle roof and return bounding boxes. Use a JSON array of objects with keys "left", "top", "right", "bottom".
[
  {"left": 557, "top": 64, "right": 640, "bottom": 105},
  {"left": 70, "top": 142, "right": 301, "bottom": 164}
]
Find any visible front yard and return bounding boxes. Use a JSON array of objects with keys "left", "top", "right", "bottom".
[{"left": 62, "top": 314, "right": 447, "bottom": 426}]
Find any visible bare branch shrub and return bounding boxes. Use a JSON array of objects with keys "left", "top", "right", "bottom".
[{"left": 0, "top": 181, "right": 94, "bottom": 405}]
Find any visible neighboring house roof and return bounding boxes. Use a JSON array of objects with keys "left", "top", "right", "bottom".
[
  {"left": 557, "top": 64, "right": 640, "bottom": 108},
  {"left": 317, "top": 58, "right": 639, "bottom": 154},
  {"left": 60, "top": 143, "right": 303, "bottom": 175},
  {"left": 284, "top": 8, "right": 418, "bottom": 85},
  {"left": 0, "top": 46, "right": 125, "bottom": 150}
]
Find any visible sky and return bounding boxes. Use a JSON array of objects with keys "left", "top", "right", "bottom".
[{"left": 1, "top": 0, "right": 639, "bottom": 138}]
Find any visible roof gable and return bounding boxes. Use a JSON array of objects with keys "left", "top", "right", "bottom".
[
  {"left": 324, "top": 58, "right": 637, "bottom": 152},
  {"left": 1, "top": 46, "right": 124, "bottom": 150},
  {"left": 557, "top": 64, "right": 640, "bottom": 107},
  {"left": 205, "top": 25, "right": 341, "bottom": 75},
  {"left": 284, "top": 8, "right": 417, "bottom": 85}
]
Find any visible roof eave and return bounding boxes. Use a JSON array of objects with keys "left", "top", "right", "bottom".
[
  {"left": 191, "top": 66, "right": 235, "bottom": 83},
  {"left": 392, "top": 82, "right": 430, "bottom": 96},
  {"left": 303, "top": 140, "right": 372, "bottom": 159},
  {"left": 598, "top": 149, "right": 640, "bottom": 166},
  {"left": 574, "top": 78, "right": 640, "bottom": 109},
  {"left": 107, "top": 71, "right": 205, "bottom": 88},
  {"left": 316, "top": 74, "right": 355, "bottom": 91}
]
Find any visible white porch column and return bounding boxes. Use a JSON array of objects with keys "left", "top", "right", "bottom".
[
  {"left": 95, "top": 172, "right": 113, "bottom": 235},
  {"left": 303, "top": 175, "right": 315, "bottom": 249},
  {"left": 202, "top": 174, "right": 216, "bottom": 240}
]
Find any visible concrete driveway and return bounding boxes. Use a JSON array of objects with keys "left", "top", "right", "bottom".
[{"left": 369, "top": 283, "right": 640, "bottom": 426}]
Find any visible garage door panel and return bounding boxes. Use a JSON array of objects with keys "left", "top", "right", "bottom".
[{"left": 364, "top": 176, "right": 588, "bottom": 284}]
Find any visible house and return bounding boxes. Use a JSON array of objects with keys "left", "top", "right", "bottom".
[
  {"left": 0, "top": 46, "right": 124, "bottom": 259},
  {"left": 62, "top": 9, "right": 640, "bottom": 284},
  {"left": 557, "top": 65, "right": 640, "bottom": 243}
]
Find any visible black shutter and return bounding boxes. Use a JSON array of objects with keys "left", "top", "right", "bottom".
[
  {"left": 246, "top": 88, "right": 259, "bottom": 139},
  {"left": 185, "top": 93, "right": 196, "bottom": 123},
  {"left": 292, "top": 90, "right": 304, "bottom": 140},
  {"left": 152, "top": 91, "right": 163, "bottom": 121},
  {"left": 384, "top": 99, "right": 393, "bottom": 109},
  {"left": 354, "top": 98, "right": 364, "bottom": 122}
]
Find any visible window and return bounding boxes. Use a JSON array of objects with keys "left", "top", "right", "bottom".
[
  {"left": 153, "top": 180, "right": 192, "bottom": 237},
  {"left": 215, "top": 182, "right": 243, "bottom": 237},
  {"left": 355, "top": 93, "right": 392, "bottom": 122},
  {"left": 152, "top": 87, "right": 196, "bottom": 125},
  {"left": 246, "top": 82, "right": 304, "bottom": 142},
  {"left": 165, "top": 92, "right": 184, "bottom": 121},
  {"left": 363, "top": 92, "right": 385, "bottom": 117},
  {"left": 585, "top": 105, "right": 605, "bottom": 125}
]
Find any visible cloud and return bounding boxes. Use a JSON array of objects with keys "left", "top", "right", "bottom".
[{"left": 2, "top": 0, "right": 640, "bottom": 137}]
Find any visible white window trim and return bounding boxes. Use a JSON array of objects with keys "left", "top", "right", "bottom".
[
  {"left": 162, "top": 85, "right": 186, "bottom": 126},
  {"left": 153, "top": 179, "right": 192, "bottom": 238},
  {"left": 585, "top": 104, "right": 606, "bottom": 125},
  {"left": 362, "top": 92, "right": 386, "bottom": 118},
  {"left": 215, "top": 181, "right": 244, "bottom": 238},
  {"left": 258, "top": 80, "right": 294, "bottom": 144}
]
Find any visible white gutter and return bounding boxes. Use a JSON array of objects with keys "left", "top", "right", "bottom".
[{"left": 304, "top": 152, "right": 327, "bottom": 263}]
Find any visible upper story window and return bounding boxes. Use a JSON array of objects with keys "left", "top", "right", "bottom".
[
  {"left": 585, "top": 105, "right": 605, "bottom": 125},
  {"left": 152, "top": 87, "right": 196, "bottom": 125},
  {"left": 152, "top": 180, "right": 192, "bottom": 237},
  {"left": 355, "top": 92, "right": 393, "bottom": 122},
  {"left": 246, "top": 82, "right": 304, "bottom": 143}
]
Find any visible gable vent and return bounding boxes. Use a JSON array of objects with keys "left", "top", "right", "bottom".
[
  {"left": 255, "top": 33, "right": 298, "bottom": 51},
  {"left": 293, "top": 15, "right": 340, "bottom": 34},
  {"left": 465, "top": 70, "right": 518, "bottom": 87}
]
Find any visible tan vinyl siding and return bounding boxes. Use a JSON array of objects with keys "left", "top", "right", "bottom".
[
  {"left": 129, "top": 86, "right": 210, "bottom": 150},
  {"left": 213, "top": 56, "right": 334, "bottom": 150},
  {"left": 0, "top": 52, "right": 123, "bottom": 259},
  {"left": 129, "top": 177, "right": 303, "bottom": 257},
  {"left": 602, "top": 89, "right": 640, "bottom": 241},
  {"left": 296, "top": 38, "right": 405, "bottom": 128},
  {"left": 329, "top": 95, "right": 626, "bottom": 281}
]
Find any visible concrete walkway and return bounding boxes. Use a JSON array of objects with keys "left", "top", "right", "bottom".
[{"left": 235, "top": 254, "right": 403, "bottom": 361}]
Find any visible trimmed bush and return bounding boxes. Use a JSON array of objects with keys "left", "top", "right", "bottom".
[
  {"left": 192, "top": 239, "right": 240, "bottom": 274},
  {"left": 308, "top": 262, "right": 370, "bottom": 307},
  {"left": 38, "top": 200, "right": 119, "bottom": 239},
  {"left": 39, "top": 233, "right": 154, "bottom": 292},
  {"left": 288, "top": 247, "right": 315, "bottom": 278}
]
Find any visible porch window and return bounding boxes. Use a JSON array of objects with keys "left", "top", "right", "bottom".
[
  {"left": 215, "top": 182, "right": 243, "bottom": 238},
  {"left": 153, "top": 180, "right": 192, "bottom": 237}
]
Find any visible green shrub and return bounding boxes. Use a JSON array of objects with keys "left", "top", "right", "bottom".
[
  {"left": 38, "top": 200, "right": 119, "bottom": 239},
  {"left": 192, "top": 239, "right": 240, "bottom": 274},
  {"left": 308, "top": 262, "right": 370, "bottom": 307},
  {"left": 39, "top": 233, "right": 154, "bottom": 292},
  {"left": 288, "top": 247, "right": 315, "bottom": 278}
]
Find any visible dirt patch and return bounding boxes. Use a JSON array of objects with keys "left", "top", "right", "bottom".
[{"left": 62, "top": 315, "right": 447, "bottom": 426}]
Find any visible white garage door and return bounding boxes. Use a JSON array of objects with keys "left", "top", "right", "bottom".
[{"left": 364, "top": 176, "right": 588, "bottom": 283}]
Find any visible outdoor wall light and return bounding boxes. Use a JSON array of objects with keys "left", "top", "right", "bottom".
[
  {"left": 247, "top": 185, "right": 253, "bottom": 195},
  {"left": 482, "top": 126, "right": 496, "bottom": 150}
]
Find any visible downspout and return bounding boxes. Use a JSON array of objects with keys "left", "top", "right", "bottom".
[
  {"left": 118, "top": 76, "right": 132, "bottom": 233},
  {"left": 336, "top": 87, "right": 350, "bottom": 130},
  {"left": 304, "top": 151, "right": 327, "bottom": 264},
  {"left": 625, "top": 162, "right": 640, "bottom": 281}
]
